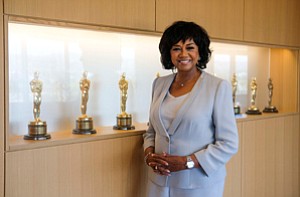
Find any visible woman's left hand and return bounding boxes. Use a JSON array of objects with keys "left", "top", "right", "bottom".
[{"left": 151, "top": 153, "right": 186, "bottom": 173}]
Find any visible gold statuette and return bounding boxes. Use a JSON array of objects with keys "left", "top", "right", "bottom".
[
  {"left": 263, "top": 78, "right": 278, "bottom": 113},
  {"left": 73, "top": 71, "right": 96, "bottom": 134},
  {"left": 246, "top": 77, "right": 262, "bottom": 115},
  {"left": 113, "top": 73, "right": 135, "bottom": 130},
  {"left": 231, "top": 73, "right": 240, "bottom": 115},
  {"left": 24, "top": 72, "right": 51, "bottom": 140}
]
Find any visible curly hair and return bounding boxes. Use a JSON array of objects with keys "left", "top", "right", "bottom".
[{"left": 159, "top": 21, "right": 211, "bottom": 70}]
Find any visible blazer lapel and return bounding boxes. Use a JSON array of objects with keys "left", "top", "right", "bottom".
[
  {"left": 167, "top": 71, "right": 205, "bottom": 135},
  {"left": 156, "top": 74, "right": 176, "bottom": 136}
]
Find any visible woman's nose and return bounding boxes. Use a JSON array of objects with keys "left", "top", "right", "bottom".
[{"left": 179, "top": 48, "right": 188, "bottom": 56}]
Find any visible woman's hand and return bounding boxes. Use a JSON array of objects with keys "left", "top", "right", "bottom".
[
  {"left": 148, "top": 153, "right": 171, "bottom": 176},
  {"left": 144, "top": 147, "right": 170, "bottom": 176},
  {"left": 152, "top": 153, "right": 186, "bottom": 173}
]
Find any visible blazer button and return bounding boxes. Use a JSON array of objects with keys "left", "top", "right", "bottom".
[{"left": 166, "top": 137, "right": 170, "bottom": 143}]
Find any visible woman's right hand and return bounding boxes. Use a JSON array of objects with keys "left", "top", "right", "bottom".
[{"left": 144, "top": 147, "right": 170, "bottom": 176}]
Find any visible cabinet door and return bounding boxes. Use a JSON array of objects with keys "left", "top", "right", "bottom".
[
  {"left": 4, "top": 0, "right": 155, "bottom": 31},
  {"left": 156, "top": 0, "right": 244, "bottom": 41},
  {"left": 244, "top": 0, "right": 300, "bottom": 47}
]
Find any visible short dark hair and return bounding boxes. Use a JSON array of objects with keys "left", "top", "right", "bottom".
[{"left": 159, "top": 21, "right": 211, "bottom": 70}]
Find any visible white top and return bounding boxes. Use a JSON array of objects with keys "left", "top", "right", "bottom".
[{"left": 161, "top": 91, "right": 189, "bottom": 132}]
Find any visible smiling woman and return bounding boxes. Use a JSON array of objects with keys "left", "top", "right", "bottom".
[{"left": 143, "top": 21, "right": 239, "bottom": 197}]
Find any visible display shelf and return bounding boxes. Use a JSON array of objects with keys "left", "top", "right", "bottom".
[
  {"left": 9, "top": 112, "right": 298, "bottom": 152},
  {"left": 8, "top": 122, "right": 147, "bottom": 152},
  {"left": 235, "top": 111, "right": 298, "bottom": 122}
]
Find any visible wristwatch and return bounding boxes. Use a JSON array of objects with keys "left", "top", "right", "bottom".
[{"left": 185, "top": 155, "right": 195, "bottom": 169}]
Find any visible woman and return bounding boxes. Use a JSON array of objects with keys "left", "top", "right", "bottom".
[{"left": 143, "top": 21, "right": 239, "bottom": 197}]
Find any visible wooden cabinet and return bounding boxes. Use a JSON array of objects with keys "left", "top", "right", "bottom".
[
  {"left": 156, "top": 0, "right": 244, "bottom": 41},
  {"left": 4, "top": 0, "right": 155, "bottom": 31},
  {"left": 4, "top": 0, "right": 300, "bottom": 47},
  {"left": 224, "top": 114, "right": 299, "bottom": 197},
  {"left": 5, "top": 115, "right": 299, "bottom": 197},
  {"left": 241, "top": 115, "right": 299, "bottom": 197},
  {"left": 6, "top": 135, "right": 147, "bottom": 197},
  {"left": 223, "top": 122, "right": 242, "bottom": 197},
  {"left": 244, "top": 0, "right": 300, "bottom": 47}
]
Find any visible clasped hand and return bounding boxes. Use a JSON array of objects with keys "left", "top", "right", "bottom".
[{"left": 146, "top": 152, "right": 186, "bottom": 176}]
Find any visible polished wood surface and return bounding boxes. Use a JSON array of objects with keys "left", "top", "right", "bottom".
[
  {"left": 244, "top": 0, "right": 300, "bottom": 47},
  {"left": 4, "top": 0, "right": 155, "bottom": 31},
  {"left": 156, "top": 0, "right": 243, "bottom": 41}
]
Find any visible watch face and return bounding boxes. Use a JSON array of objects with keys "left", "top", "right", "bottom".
[
  {"left": 187, "top": 162, "right": 194, "bottom": 168},
  {"left": 186, "top": 156, "right": 195, "bottom": 169}
]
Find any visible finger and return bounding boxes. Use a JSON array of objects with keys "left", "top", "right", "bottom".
[
  {"left": 157, "top": 166, "right": 171, "bottom": 176},
  {"left": 150, "top": 157, "right": 169, "bottom": 166}
]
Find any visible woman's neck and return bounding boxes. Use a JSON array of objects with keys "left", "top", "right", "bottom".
[{"left": 175, "top": 69, "right": 201, "bottom": 86}]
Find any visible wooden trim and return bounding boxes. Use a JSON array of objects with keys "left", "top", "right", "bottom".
[
  {"left": 0, "top": 0, "right": 5, "bottom": 196},
  {"left": 7, "top": 16, "right": 162, "bottom": 37}
]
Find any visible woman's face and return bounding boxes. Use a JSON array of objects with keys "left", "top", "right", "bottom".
[{"left": 170, "top": 38, "right": 200, "bottom": 72}]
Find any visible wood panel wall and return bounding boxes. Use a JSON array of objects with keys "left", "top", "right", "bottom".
[
  {"left": 224, "top": 114, "right": 299, "bottom": 197},
  {"left": 241, "top": 115, "right": 299, "bottom": 197},
  {"left": 6, "top": 135, "right": 147, "bottom": 197},
  {"left": 5, "top": 114, "right": 299, "bottom": 197},
  {"left": 4, "top": 0, "right": 155, "bottom": 31}
]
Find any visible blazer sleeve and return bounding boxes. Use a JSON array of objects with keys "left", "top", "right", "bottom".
[
  {"left": 143, "top": 78, "right": 158, "bottom": 151},
  {"left": 195, "top": 80, "right": 239, "bottom": 176}
]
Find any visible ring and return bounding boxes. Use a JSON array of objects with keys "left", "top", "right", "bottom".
[{"left": 155, "top": 165, "right": 158, "bottom": 170}]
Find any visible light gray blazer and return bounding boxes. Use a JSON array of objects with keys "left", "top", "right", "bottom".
[{"left": 143, "top": 71, "right": 239, "bottom": 189}]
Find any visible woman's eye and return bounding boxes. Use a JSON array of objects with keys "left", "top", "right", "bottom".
[
  {"left": 186, "top": 47, "right": 194, "bottom": 50},
  {"left": 172, "top": 47, "right": 181, "bottom": 51}
]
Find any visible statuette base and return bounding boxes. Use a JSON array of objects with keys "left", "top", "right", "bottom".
[
  {"left": 113, "top": 114, "right": 135, "bottom": 130},
  {"left": 24, "top": 121, "right": 51, "bottom": 140},
  {"left": 246, "top": 106, "right": 262, "bottom": 115},
  {"left": 263, "top": 106, "right": 278, "bottom": 113},
  {"left": 234, "top": 105, "right": 241, "bottom": 115},
  {"left": 73, "top": 116, "right": 96, "bottom": 135}
]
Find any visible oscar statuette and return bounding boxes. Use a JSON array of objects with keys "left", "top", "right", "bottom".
[
  {"left": 231, "top": 73, "right": 240, "bottom": 115},
  {"left": 24, "top": 72, "right": 51, "bottom": 140},
  {"left": 263, "top": 78, "right": 278, "bottom": 113},
  {"left": 113, "top": 73, "right": 135, "bottom": 130},
  {"left": 73, "top": 71, "right": 96, "bottom": 134},
  {"left": 246, "top": 77, "right": 262, "bottom": 115}
]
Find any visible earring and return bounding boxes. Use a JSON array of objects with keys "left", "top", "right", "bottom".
[
  {"left": 200, "top": 64, "right": 206, "bottom": 69},
  {"left": 198, "top": 57, "right": 206, "bottom": 69},
  {"left": 172, "top": 67, "right": 177, "bottom": 73}
]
